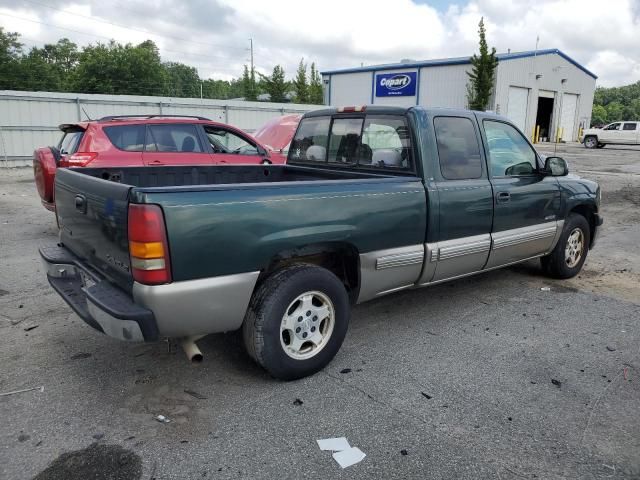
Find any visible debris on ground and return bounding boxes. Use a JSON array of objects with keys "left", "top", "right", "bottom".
[
  {"left": 92, "top": 433, "right": 104, "bottom": 440},
  {"left": 551, "top": 379, "right": 562, "bottom": 388},
  {"left": 317, "top": 437, "right": 365, "bottom": 468},
  {"left": 154, "top": 415, "right": 170, "bottom": 424},
  {"left": 333, "top": 447, "right": 366, "bottom": 468},
  {"left": 23, "top": 324, "right": 39, "bottom": 332},
  {"left": 421, "top": 392, "right": 432, "bottom": 399},
  {"left": 340, "top": 368, "right": 352, "bottom": 374},
  {"left": 18, "top": 433, "right": 30, "bottom": 442},
  {"left": 0, "top": 385, "right": 44, "bottom": 397},
  {"left": 606, "top": 346, "right": 616, "bottom": 352},
  {"left": 540, "top": 287, "right": 551, "bottom": 292},
  {"left": 184, "top": 389, "right": 207, "bottom": 400},
  {"left": 71, "top": 352, "right": 92, "bottom": 360},
  {"left": 317, "top": 437, "right": 351, "bottom": 451},
  {"left": 293, "top": 398, "right": 304, "bottom": 406},
  {"left": 400, "top": 449, "right": 408, "bottom": 456}
]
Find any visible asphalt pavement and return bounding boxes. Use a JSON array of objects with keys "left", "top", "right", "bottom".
[{"left": 1, "top": 143, "right": 639, "bottom": 479}]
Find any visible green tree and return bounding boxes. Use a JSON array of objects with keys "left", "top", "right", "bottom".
[
  {"left": 18, "top": 49, "right": 63, "bottom": 91},
  {"left": 466, "top": 17, "right": 498, "bottom": 111},
  {"left": 259, "top": 65, "right": 287, "bottom": 102},
  {"left": 241, "top": 64, "right": 257, "bottom": 101},
  {"left": 590, "top": 104, "right": 608, "bottom": 126},
  {"left": 309, "top": 62, "right": 323, "bottom": 104},
  {"left": 0, "top": 27, "right": 24, "bottom": 89},
  {"left": 70, "top": 40, "right": 166, "bottom": 95},
  {"left": 163, "top": 62, "right": 200, "bottom": 97},
  {"left": 293, "top": 58, "right": 308, "bottom": 103},
  {"left": 605, "top": 101, "right": 624, "bottom": 122}
]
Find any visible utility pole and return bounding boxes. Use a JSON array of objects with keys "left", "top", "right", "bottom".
[{"left": 249, "top": 38, "right": 254, "bottom": 76}]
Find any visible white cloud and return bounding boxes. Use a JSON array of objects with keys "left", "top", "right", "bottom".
[{"left": 0, "top": 0, "right": 638, "bottom": 87}]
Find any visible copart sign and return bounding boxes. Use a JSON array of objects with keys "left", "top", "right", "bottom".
[{"left": 375, "top": 72, "right": 417, "bottom": 97}]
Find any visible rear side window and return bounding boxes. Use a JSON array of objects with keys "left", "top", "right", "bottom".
[
  {"left": 145, "top": 124, "right": 203, "bottom": 153},
  {"left": 104, "top": 125, "right": 145, "bottom": 151},
  {"left": 623, "top": 123, "right": 637, "bottom": 131},
  {"left": 58, "top": 130, "right": 84, "bottom": 155},
  {"left": 434, "top": 117, "right": 482, "bottom": 180}
]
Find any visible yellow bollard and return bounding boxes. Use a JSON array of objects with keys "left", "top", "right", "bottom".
[
  {"left": 532, "top": 127, "right": 536, "bottom": 143},
  {"left": 535, "top": 125, "right": 540, "bottom": 144}
]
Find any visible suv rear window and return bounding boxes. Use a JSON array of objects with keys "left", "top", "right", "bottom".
[
  {"left": 58, "top": 130, "right": 84, "bottom": 155},
  {"left": 289, "top": 115, "right": 412, "bottom": 171},
  {"left": 104, "top": 125, "right": 146, "bottom": 151}
]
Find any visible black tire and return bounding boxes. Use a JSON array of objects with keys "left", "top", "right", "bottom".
[
  {"left": 242, "top": 264, "right": 350, "bottom": 380},
  {"left": 584, "top": 136, "right": 598, "bottom": 149},
  {"left": 541, "top": 213, "right": 590, "bottom": 279}
]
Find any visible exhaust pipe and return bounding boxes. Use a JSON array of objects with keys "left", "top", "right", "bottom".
[{"left": 180, "top": 336, "right": 204, "bottom": 364}]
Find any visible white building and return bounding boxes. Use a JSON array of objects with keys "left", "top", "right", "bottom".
[{"left": 321, "top": 49, "right": 597, "bottom": 142}]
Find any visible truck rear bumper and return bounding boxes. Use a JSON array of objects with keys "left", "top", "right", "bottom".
[
  {"left": 40, "top": 244, "right": 158, "bottom": 342},
  {"left": 40, "top": 243, "right": 261, "bottom": 340}
]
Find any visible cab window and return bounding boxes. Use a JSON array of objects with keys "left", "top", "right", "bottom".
[
  {"left": 484, "top": 120, "right": 537, "bottom": 177},
  {"left": 623, "top": 123, "right": 637, "bottom": 131},
  {"left": 289, "top": 117, "right": 330, "bottom": 162},
  {"left": 328, "top": 118, "right": 363, "bottom": 165},
  {"left": 605, "top": 123, "right": 622, "bottom": 131},
  {"left": 360, "top": 116, "right": 411, "bottom": 169}
]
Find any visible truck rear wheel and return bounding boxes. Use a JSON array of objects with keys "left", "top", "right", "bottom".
[
  {"left": 242, "top": 264, "right": 350, "bottom": 380},
  {"left": 541, "top": 213, "right": 590, "bottom": 279},
  {"left": 584, "top": 136, "right": 598, "bottom": 149}
]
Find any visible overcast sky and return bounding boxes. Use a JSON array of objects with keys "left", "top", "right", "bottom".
[{"left": 1, "top": 0, "right": 638, "bottom": 87}]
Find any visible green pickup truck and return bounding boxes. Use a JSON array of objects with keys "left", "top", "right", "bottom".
[{"left": 41, "top": 106, "right": 602, "bottom": 380}]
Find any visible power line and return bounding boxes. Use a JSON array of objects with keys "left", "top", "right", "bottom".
[{"left": 18, "top": 0, "right": 246, "bottom": 52}]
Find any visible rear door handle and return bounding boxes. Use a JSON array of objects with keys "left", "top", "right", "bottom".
[
  {"left": 149, "top": 160, "right": 164, "bottom": 165},
  {"left": 496, "top": 191, "right": 511, "bottom": 203}
]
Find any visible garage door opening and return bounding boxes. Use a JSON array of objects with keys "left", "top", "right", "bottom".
[{"left": 535, "top": 97, "right": 554, "bottom": 142}]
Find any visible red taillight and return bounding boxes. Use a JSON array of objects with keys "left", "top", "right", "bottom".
[
  {"left": 62, "top": 152, "right": 98, "bottom": 167},
  {"left": 128, "top": 204, "right": 172, "bottom": 285}
]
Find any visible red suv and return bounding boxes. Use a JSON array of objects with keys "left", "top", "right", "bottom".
[{"left": 33, "top": 115, "right": 278, "bottom": 211}]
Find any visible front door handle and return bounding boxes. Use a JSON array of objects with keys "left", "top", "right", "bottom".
[
  {"left": 148, "top": 160, "right": 164, "bottom": 165},
  {"left": 496, "top": 191, "right": 511, "bottom": 203}
]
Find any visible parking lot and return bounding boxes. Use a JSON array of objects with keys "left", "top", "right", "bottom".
[{"left": 1, "top": 143, "right": 639, "bottom": 479}]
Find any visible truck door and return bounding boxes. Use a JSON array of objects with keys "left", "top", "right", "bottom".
[
  {"left": 621, "top": 122, "right": 638, "bottom": 144},
  {"left": 599, "top": 122, "right": 622, "bottom": 144},
  {"left": 423, "top": 114, "right": 493, "bottom": 283},
  {"left": 480, "top": 117, "right": 561, "bottom": 269}
]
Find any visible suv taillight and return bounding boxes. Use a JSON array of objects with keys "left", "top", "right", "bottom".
[
  {"left": 128, "top": 204, "right": 172, "bottom": 285},
  {"left": 63, "top": 152, "right": 98, "bottom": 167}
]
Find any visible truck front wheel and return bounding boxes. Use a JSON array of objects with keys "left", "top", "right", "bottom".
[
  {"left": 584, "top": 136, "right": 598, "bottom": 149},
  {"left": 242, "top": 264, "right": 350, "bottom": 380},
  {"left": 541, "top": 213, "right": 591, "bottom": 279}
]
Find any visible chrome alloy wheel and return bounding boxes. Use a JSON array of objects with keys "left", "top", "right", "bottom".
[
  {"left": 584, "top": 137, "right": 597, "bottom": 148},
  {"left": 565, "top": 228, "right": 584, "bottom": 268},
  {"left": 280, "top": 291, "right": 335, "bottom": 360}
]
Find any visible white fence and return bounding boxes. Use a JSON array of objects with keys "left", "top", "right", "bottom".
[{"left": 0, "top": 90, "right": 321, "bottom": 167}]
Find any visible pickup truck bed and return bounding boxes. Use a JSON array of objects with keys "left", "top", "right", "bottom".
[{"left": 42, "top": 105, "right": 601, "bottom": 380}]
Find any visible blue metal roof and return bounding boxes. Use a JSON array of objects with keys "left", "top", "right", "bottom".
[{"left": 321, "top": 48, "right": 597, "bottom": 79}]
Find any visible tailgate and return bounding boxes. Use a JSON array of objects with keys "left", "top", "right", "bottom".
[{"left": 55, "top": 168, "right": 133, "bottom": 291}]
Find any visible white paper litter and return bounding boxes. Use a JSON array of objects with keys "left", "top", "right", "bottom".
[
  {"left": 332, "top": 447, "right": 366, "bottom": 468},
  {"left": 540, "top": 287, "right": 551, "bottom": 291},
  {"left": 317, "top": 437, "right": 351, "bottom": 452}
]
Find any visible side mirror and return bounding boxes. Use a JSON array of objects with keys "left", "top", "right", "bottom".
[
  {"left": 256, "top": 144, "right": 269, "bottom": 158},
  {"left": 544, "top": 156, "right": 569, "bottom": 176}
]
